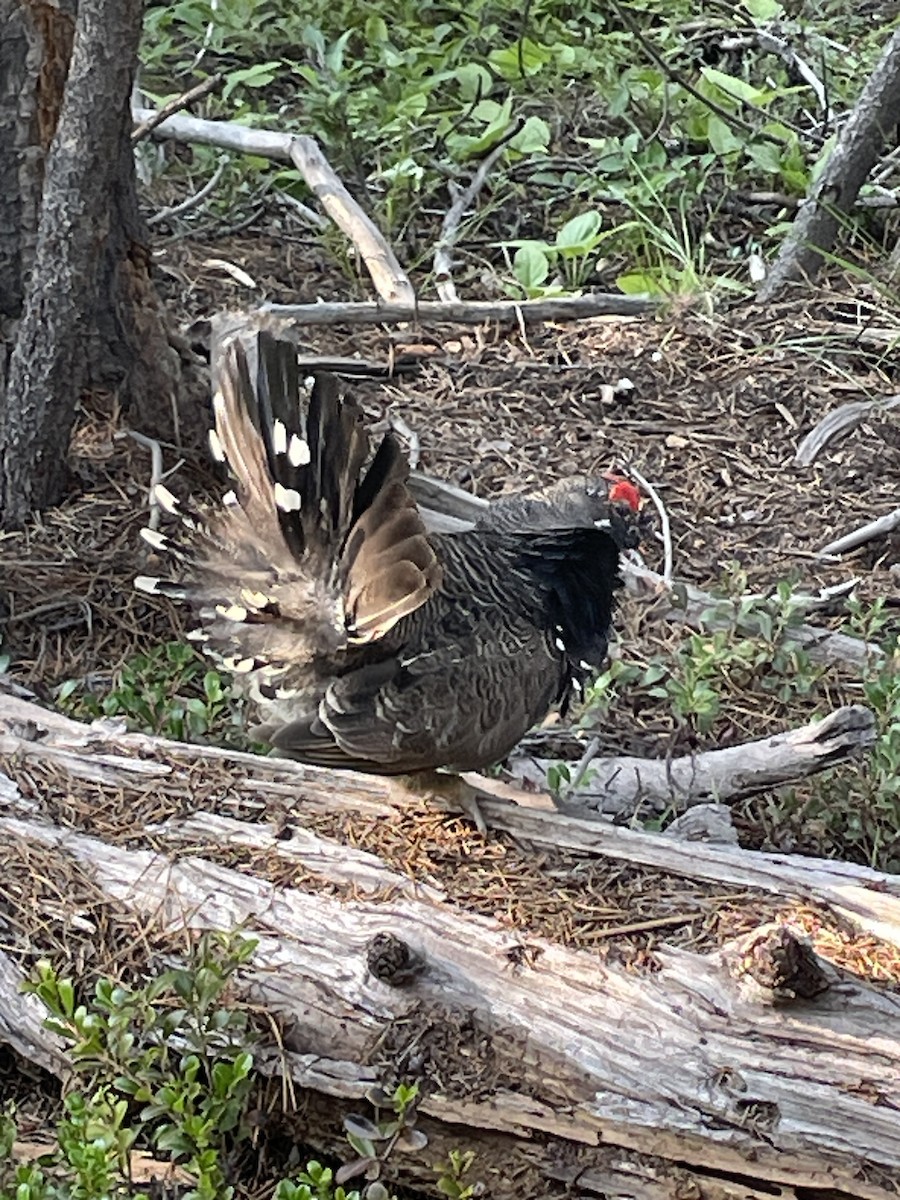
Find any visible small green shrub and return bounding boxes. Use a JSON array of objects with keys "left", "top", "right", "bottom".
[{"left": 57, "top": 641, "right": 239, "bottom": 744}]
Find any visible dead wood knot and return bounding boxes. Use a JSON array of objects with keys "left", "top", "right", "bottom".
[
  {"left": 727, "top": 923, "right": 830, "bottom": 1002},
  {"left": 366, "top": 933, "right": 426, "bottom": 987}
]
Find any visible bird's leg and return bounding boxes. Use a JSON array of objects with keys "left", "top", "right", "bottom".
[
  {"left": 402, "top": 770, "right": 488, "bottom": 835},
  {"left": 403, "top": 769, "right": 555, "bottom": 833}
]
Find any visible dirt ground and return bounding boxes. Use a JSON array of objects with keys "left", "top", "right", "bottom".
[
  {"left": 1, "top": 231, "right": 899, "bottom": 1195},
  {"left": 5, "top": 233, "right": 899, "bottom": 674}
]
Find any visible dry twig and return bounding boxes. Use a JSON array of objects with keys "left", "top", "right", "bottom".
[
  {"left": 628, "top": 465, "right": 674, "bottom": 582},
  {"left": 818, "top": 507, "right": 900, "bottom": 557},
  {"left": 795, "top": 393, "right": 900, "bottom": 465},
  {"left": 131, "top": 107, "right": 414, "bottom": 304},
  {"left": 433, "top": 123, "right": 524, "bottom": 301},
  {"left": 289, "top": 136, "right": 415, "bottom": 305},
  {"left": 131, "top": 75, "right": 222, "bottom": 144},
  {"left": 125, "top": 431, "right": 165, "bottom": 532},
  {"left": 146, "top": 157, "right": 226, "bottom": 227}
]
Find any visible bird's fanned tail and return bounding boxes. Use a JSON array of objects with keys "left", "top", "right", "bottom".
[{"left": 135, "top": 332, "right": 441, "bottom": 676}]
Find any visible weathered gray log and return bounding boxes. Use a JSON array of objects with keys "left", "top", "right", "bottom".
[
  {"left": 0, "top": 797, "right": 898, "bottom": 1199},
  {"left": 3, "top": 696, "right": 900, "bottom": 1197},
  {"left": 1, "top": 693, "right": 898, "bottom": 948},
  {"left": 512, "top": 705, "right": 876, "bottom": 815},
  {"left": 0, "top": 682, "right": 875, "bottom": 823}
]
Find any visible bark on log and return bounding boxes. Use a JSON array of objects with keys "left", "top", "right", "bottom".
[
  {"left": 0, "top": 804, "right": 898, "bottom": 1198},
  {"left": 2, "top": 697, "right": 900, "bottom": 1197},
  {"left": 289, "top": 136, "right": 415, "bottom": 306}
]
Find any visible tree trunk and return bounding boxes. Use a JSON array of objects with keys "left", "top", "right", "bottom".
[
  {"left": 0, "top": 0, "right": 188, "bottom": 532},
  {"left": 758, "top": 27, "right": 900, "bottom": 299}
]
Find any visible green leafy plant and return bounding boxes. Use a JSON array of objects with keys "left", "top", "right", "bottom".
[
  {"left": 57, "top": 641, "right": 237, "bottom": 743},
  {"left": 435, "top": 1148, "right": 479, "bottom": 1199},
  {"left": 502, "top": 210, "right": 618, "bottom": 296},
  {"left": 274, "top": 1160, "right": 363, "bottom": 1200},
  {"left": 138, "top": 0, "right": 890, "bottom": 286},
  {"left": 337, "top": 1082, "right": 424, "bottom": 1189},
  {"left": 4, "top": 932, "right": 259, "bottom": 1200}
]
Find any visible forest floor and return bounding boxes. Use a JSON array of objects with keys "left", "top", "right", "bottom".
[{"left": 2, "top": 230, "right": 899, "bottom": 1198}]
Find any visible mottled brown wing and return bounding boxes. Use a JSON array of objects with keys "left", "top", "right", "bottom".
[{"left": 263, "top": 612, "right": 563, "bottom": 773}]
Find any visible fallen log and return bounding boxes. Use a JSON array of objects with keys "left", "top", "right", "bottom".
[
  {"left": 512, "top": 704, "right": 876, "bottom": 815},
  {"left": 0, "top": 738, "right": 899, "bottom": 1200}
]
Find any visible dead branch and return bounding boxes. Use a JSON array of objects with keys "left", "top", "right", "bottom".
[
  {"left": 511, "top": 704, "right": 876, "bottom": 816},
  {"left": 622, "top": 561, "right": 882, "bottom": 667},
  {"left": 259, "top": 294, "right": 655, "bottom": 324},
  {"left": 289, "top": 136, "right": 415, "bottom": 305},
  {"left": 795, "top": 393, "right": 900, "bottom": 465},
  {"left": 131, "top": 75, "right": 221, "bottom": 144},
  {"left": 3, "top": 689, "right": 870, "bottom": 821},
  {"left": 758, "top": 27, "right": 900, "bottom": 299},
  {"left": 131, "top": 108, "right": 413, "bottom": 305},
  {"left": 433, "top": 131, "right": 521, "bottom": 301},
  {"left": 818, "top": 506, "right": 900, "bottom": 556}
]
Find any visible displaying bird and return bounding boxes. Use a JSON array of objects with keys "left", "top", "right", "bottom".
[{"left": 135, "top": 332, "right": 641, "bottom": 777}]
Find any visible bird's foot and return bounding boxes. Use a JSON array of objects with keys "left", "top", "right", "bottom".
[
  {"left": 403, "top": 771, "right": 488, "bottom": 835},
  {"left": 405, "top": 770, "right": 555, "bottom": 835}
]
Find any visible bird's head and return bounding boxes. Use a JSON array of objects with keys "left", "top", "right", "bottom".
[{"left": 603, "top": 472, "right": 642, "bottom": 513}]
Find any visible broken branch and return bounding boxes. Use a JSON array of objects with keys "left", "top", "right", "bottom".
[
  {"left": 510, "top": 705, "right": 876, "bottom": 815},
  {"left": 131, "top": 108, "right": 413, "bottom": 304},
  {"left": 818, "top": 506, "right": 900, "bottom": 556}
]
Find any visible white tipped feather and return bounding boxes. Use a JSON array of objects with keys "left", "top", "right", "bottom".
[
  {"left": 222, "top": 489, "right": 238, "bottom": 507},
  {"left": 134, "top": 575, "right": 161, "bottom": 594},
  {"left": 233, "top": 656, "right": 257, "bottom": 674},
  {"left": 241, "top": 589, "right": 272, "bottom": 610},
  {"left": 208, "top": 428, "right": 226, "bottom": 463},
  {"left": 273, "top": 419, "right": 288, "bottom": 454},
  {"left": 152, "top": 484, "right": 179, "bottom": 514},
  {"left": 288, "top": 434, "right": 310, "bottom": 466},
  {"left": 140, "top": 528, "right": 168, "bottom": 551},
  {"left": 215, "top": 603, "right": 249, "bottom": 622},
  {"left": 274, "top": 482, "right": 302, "bottom": 512}
]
